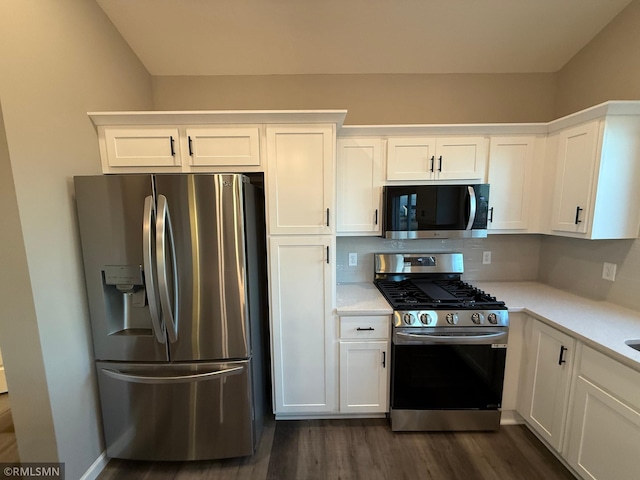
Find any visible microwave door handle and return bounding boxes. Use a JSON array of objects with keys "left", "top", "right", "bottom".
[
  {"left": 143, "top": 196, "right": 166, "bottom": 344},
  {"left": 466, "top": 186, "right": 477, "bottom": 230}
]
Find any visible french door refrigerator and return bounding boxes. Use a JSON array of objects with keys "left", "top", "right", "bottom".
[{"left": 74, "top": 173, "right": 267, "bottom": 461}]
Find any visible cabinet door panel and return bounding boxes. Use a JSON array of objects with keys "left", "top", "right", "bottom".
[
  {"left": 337, "top": 139, "right": 383, "bottom": 234},
  {"left": 267, "top": 126, "right": 335, "bottom": 234},
  {"left": 435, "top": 137, "right": 487, "bottom": 180},
  {"left": 487, "top": 137, "right": 535, "bottom": 230},
  {"left": 186, "top": 126, "right": 260, "bottom": 167},
  {"left": 104, "top": 127, "right": 181, "bottom": 168},
  {"left": 269, "top": 236, "right": 336, "bottom": 414},
  {"left": 551, "top": 121, "right": 600, "bottom": 234},
  {"left": 339, "top": 341, "right": 388, "bottom": 413},
  {"left": 386, "top": 138, "right": 436, "bottom": 180},
  {"left": 566, "top": 376, "right": 640, "bottom": 480},
  {"left": 525, "top": 321, "right": 575, "bottom": 451}
]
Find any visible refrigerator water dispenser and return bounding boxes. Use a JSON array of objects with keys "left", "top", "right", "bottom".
[{"left": 103, "top": 265, "right": 149, "bottom": 335}]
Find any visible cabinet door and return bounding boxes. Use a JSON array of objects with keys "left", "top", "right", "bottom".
[
  {"left": 522, "top": 321, "right": 575, "bottom": 451},
  {"left": 266, "top": 125, "right": 335, "bottom": 234},
  {"left": 185, "top": 126, "right": 260, "bottom": 167},
  {"left": 550, "top": 121, "right": 600, "bottom": 234},
  {"left": 386, "top": 137, "right": 436, "bottom": 180},
  {"left": 339, "top": 341, "right": 389, "bottom": 414},
  {"left": 103, "top": 127, "right": 181, "bottom": 168},
  {"left": 269, "top": 236, "right": 336, "bottom": 414},
  {"left": 566, "top": 376, "right": 640, "bottom": 480},
  {"left": 435, "top": 137, "right": 487, "bottom": 180},
  {"left": 337, "top": 138, "right": 383, "bottom": 235},
  {"left": 487, "top": 136, "right": 535, "bottom": 230}
]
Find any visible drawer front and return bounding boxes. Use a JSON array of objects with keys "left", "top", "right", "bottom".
[{"left": 340, "top": 316, "right": 390, "bottom": 339}]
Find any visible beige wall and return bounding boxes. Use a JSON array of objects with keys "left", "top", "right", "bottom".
[
  {"left": 556, "top": 0, "right": 640, "bottom": 117},
  {"left": 0, "top": 1, "right": 152, "bottom": 478},
  {"left": 153, "top": 73, "right": 557, "bottom": 124}
]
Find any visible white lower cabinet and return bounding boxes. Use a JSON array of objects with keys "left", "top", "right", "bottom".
[
  {"left": 339, "top": 316, "right": 390, "bottom": 414},
  {"left": 565, "top": 346, "right": 640, "bottom": 480},
  {"left": 518, "top": 319, "right": 575, "bottom": 451},
  {"left": 269, "top": 236, "right": 336, "bottom": 415}
]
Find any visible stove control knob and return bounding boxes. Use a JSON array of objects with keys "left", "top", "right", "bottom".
[
  {"left": 471, "top": 313, "right": 483, "bottom": 324},
  {"left": 488, "top": 313, "right": 498, "bottom": 324},
  {"left": 403, "top": 313, "right": 415, "bottom": 325},
  {"left": 419, "top": 313, "right": 432, "bottom": 325},
  {"left": 445, "top": 313, "right": 458, "bottom": 325}
]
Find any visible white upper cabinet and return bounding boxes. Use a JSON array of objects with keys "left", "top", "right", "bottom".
[
  {"left": 102, "top": 126, "right": 182, "bottom": 170},
  {"left": 266, "top": 125, "right": 335, "bottom": 235},
  {"left": 336, "top": 138, "right": 383, "bottom": 235},
  {"left": 185, "top": 126, "right": 260, "bottom": 168},
  {"left": 549, "top": 117, "right": 640, "bottom": 239},
  {"left": 386, "top": 136, "right": 487, "bottom": 181},
  {"left": 487, "top": 136, "right": 536, "bottom": 231}
]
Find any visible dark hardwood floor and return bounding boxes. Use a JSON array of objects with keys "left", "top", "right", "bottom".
[
  {"left": 99, "top": 417, "right": 575, "bottom": 480},
  {"left": 0, "top": 393, "right": 19, "bottom": 463}
]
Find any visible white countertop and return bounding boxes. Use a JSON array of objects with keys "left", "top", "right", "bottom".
[{"left": 336, "top": 281, "right": 640, "bottom": 371}]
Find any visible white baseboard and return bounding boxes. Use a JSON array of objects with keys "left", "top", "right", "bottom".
[
  {"left": 500, "top": 410, "right": 524, "bottom": 425},
  {"left": 79, "top": 451, "right": 109, "bottom": 480}
]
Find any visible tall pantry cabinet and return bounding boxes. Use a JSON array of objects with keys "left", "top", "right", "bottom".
[{"left": 265, "top": 123, "right": 341, "bottom": 416}]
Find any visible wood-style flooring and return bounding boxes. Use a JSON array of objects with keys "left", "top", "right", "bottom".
[
  {"left": 99, "top": 417, "right": 575, "bottom": 480},
  {"left": 0, "top": 393, "right": 19, "bottom": 463}
]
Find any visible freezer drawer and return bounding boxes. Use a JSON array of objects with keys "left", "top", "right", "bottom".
[{"left": 96, "top": 360, "right": 256, "bottom": 461}]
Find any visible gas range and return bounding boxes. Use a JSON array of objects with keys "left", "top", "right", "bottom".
[{"left": 374, "top": 253, "right": 508, "bottom": 329}]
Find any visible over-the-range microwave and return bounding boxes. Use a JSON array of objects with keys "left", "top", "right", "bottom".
[{"left": 382, "top": 184, "right": 490, "bottom": 239}]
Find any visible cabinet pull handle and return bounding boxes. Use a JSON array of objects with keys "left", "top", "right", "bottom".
[
  {"left": 188, "top": 136, "right": 193, "bottom": 156},
  {"left": 558, "top": 346, "right": 568, "bottom": 365},
  {"left": 326, "top": 208, "right": 330, "bottom": 227},
  {"left": 326, "top": 246, "right": 330, "bottom": 264},
  {"left": 382, "top": 351, "right": 386, "bottom": 368},
  {"left": 356, "top": 327, "right": 375, "bottom": 331},
  {"left": 489, "top": 207, "right": 494, "bottom": 223},
  {"left": 375, "top": 209, "right": 379, "bottom": 225},
  {"left": 438, "top": 155, "right": 443, "bottom": 172},
  {"left": 574, "top": 206, "right": 583, "bottom": 225},
  {"left": 430, "top": 155, "right": 435, "bottom": 172},
  {"left": 170, "top": 136, "right": 176, "bottom": 156}
]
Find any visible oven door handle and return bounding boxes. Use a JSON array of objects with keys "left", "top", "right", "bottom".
[{"left": 395, "top": 331, "right": 508, "bottom": 345}]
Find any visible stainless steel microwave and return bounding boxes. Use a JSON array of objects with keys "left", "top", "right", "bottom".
[{"left": 382, "top": 184, "right": 490, "bottom": 239}]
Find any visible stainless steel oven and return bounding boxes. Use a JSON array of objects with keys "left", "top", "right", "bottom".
[{"left": 374, "top": 253, "right": 509, "bottom": 432}]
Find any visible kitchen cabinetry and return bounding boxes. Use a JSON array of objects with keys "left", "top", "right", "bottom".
[
  {"left": 266, "top": 125, "right": 335, "bottom": 235},
  {"left": 386, "top": 136, "right": 487, "bottom": 181},
  {"left": 487, "top": 136, "right": 536, "bottom": 231},
  {"left": 99, "top": 125, "right": 261, "bottom": 173},
  {"left": 549, "top": 117, "right": 640, "bottom": 239},
  {"left": 336, "top": 138, "right": 383, "bottom": 235},
  {"left": 338, "top": 316, "right": 390, "bottom": 414},
  {"left": 518, "top": 320, "right": 575, "bottom": 452},
  {"left": 268, "top": 236, "right": 336, "bottom": 415},
  {"left": 565, "top": 345, "right": 640, "bottom": 480}
]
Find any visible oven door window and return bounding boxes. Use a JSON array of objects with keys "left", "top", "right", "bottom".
[{"left": 391, "top": 344, "right": 506, "bottom": 410}]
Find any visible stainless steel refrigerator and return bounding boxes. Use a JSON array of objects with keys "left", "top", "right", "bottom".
[{"left": 74, "top": 173, "right": 267, "bottom": 461}]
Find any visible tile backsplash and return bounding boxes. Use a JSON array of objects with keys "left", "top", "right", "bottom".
[{"left": 336, "top": 234, "right": 541, "bottom": 283}]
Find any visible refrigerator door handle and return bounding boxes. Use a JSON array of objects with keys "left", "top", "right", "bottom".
[
  {"left": 142, "top": 195, "right": 166, "bottom": 344},
  {"left": 156, "top": 194, "right": 180, "bottom": 343},
  {"left": 101, "top": 366, "right": 244, "bottom": 384}
]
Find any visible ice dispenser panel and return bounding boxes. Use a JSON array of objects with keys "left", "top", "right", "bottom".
[{"left": 103, "top": 265, "right": 151, "bottom": 336}]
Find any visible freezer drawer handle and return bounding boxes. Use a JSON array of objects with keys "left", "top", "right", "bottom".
[
  {"left": 143, "top": 195, "right": 166, "bottom": 344},
  {"left": 101, "top": 366, "right": 244, "bottom": 384},
  {"left": 157, "top": 194, "right": 180, "bottom": 343}
]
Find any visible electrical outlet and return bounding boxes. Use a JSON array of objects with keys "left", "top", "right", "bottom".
[
  {"left": 348, "top": 252, "right": 358, "bottom": 267},
  {"left": 482, "top": 251, "right": 492, "bottom": 265},
  {"left": 602, "top": 262, "right": 617, "bottom": 281}
]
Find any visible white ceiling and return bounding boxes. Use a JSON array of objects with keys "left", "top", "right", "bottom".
[{"left": 96, "top": 0, "right": 633, "bottom": 76}]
